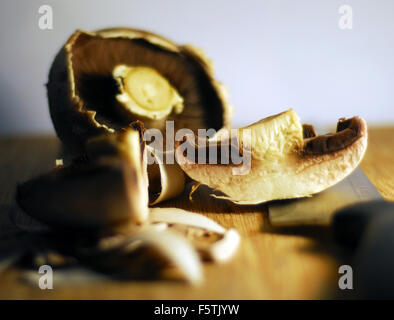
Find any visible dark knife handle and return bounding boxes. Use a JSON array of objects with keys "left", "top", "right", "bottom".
[
  {"left": 332, "top": 200, "right": 394, "bottom": 249},
  {"left": 353, "top": 213, "right": 394, "bottom": 298},
  {"left": 333, "top": 200, "right": 394, "bottom": 298}
]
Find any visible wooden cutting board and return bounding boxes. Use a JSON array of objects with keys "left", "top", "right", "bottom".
[{"left": 0, "top": 127, "right": 393, "bottom": 299}]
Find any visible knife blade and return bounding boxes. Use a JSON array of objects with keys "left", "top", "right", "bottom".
[{"left": 268, "top": 167, "right": 383, "bottom": 227}]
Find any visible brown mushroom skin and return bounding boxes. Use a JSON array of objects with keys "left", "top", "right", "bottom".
[
  {"left": 16, "top": 158, "right": 140, "bottom": 230},
  {"left": 47, "top": 38, "right": 110, "bottom": 155},
  {"left": 302, "top": 117, "right": 364, "bottom": 156},
  {"left": 47, "top": 28, "right": 232, "bottom": 155}
]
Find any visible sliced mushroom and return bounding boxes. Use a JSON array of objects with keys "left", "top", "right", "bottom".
[
  {"left": 16, "top": 126, "right": 149, "bottom": 229},
  {"left": 149, "top": 207, "right": 240, "bottom": 263},
  {"left": 47, "top": 28, "right": 232, "bottom": 154},
  {"left": 175, "top": 109, "right": 368, "bottom": 204},
  {"left": 87, "top": 122, "right": 185, "bottom": 205},
  {"left": 71, "top": 230, "right": 203, "bottom": 284},
  {"left": 147, "top": 149, "right": 186, "bottom": 205}
]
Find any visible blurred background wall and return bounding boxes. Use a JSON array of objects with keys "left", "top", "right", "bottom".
[{"left": 0, "top": 0, "right": 393, "bottom": 135}]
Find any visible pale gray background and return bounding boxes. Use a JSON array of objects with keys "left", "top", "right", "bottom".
[{"left": 0, "top": 0, "right": 393, "bottom": 135}]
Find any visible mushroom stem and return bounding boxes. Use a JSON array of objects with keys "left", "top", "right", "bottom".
[{"left": 113, "top": 65, "right": 184, "bottom": 120}]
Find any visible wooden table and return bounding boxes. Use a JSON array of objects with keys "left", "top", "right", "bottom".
[{"left": 0, "top": 127, "right": 393, "bottom": 299}]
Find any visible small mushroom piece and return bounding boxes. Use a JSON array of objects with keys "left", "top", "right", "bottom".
[
  {"left": 47, "top": 28, "right": 232, "bottom": 154},
  {"left": 176, "top": 109, "right": 368, "bottom": 204},
  {"left": 72, "top": 230, "right": 203, "bottom": 284},
  {"left": 147, "top": 148, "right": 186, "bottom": 205},
  {"left": 87, "top": 122, "right": 185, "bottom": 206},
  {"left": 149, "top": 207, "right": 241, "bottom": 263},
  {"left": 16, "top": 127, "right": 149, "bottom": 229}
]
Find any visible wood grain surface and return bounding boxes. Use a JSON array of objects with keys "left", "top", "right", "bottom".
[{"left": 0, "top": 127, "right": 393, "bottom": 299}]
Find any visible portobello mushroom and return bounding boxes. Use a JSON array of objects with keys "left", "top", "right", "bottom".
[{"left": 47, "top": 28, "right": 232, "bottom": 155}]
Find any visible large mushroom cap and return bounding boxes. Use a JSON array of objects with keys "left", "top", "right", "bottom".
[
  {"left": 176, "top": 109, "right": 368, "bottom": 204},
  {"left": 47, "top": 28, "right": 232, "bottom": 154}
]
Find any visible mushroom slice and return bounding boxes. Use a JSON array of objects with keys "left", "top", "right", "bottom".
[
  {"left": 71, "top": 230, "right": 202, "bottom": 284},
  {"left": 16, "top": 127, "right": 149, "bottom": 229},
  {"left": 147, "top": 148, "right": 186, "bottom": 205},
  {"left": 87, "top": 122, "right": 185, "bottom": 206},
  {"left": 47, "top": 28, "right": 232, "bottom": 154},
  {"left": 176, "top": 109, "right": 368, "bottom": 204},
  {"left": 149, "top": 207, "right": 240, "bottom": 263}
]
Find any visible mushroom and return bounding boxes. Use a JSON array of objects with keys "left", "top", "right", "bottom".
[
  {"left": 71, "top": 230, "right": 203, "bottom": 284},
  {"left": 87, "top": 121, "right": 186, "bottom": 205},
  {"left": 149, "top": 207, "right": 241, "bottom": 263},
  {"left": 16, "top": 125, "right": 150, "bottom": 229},
  {"left": 14, "top": 124, "right": 240, "bottom": 282},
  {"left": 175, "top": 109, "right": 368, "bottom": 204},
  {"left": 147, "top": 149, "right": 186, "bottom": 205},
  {"left": 47, "top": 28, "right": 232, "bottom": 155}
]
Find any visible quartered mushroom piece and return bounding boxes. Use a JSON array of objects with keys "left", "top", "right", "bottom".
[
  {"left": 47, "top": 28, "right": 232, "bottom": 154},
  {"left": 16, "top": 124, "right": 150, "bottom": 229},
  {"left": 176, "top": 109, "right": 368, "bottom": 204}
]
